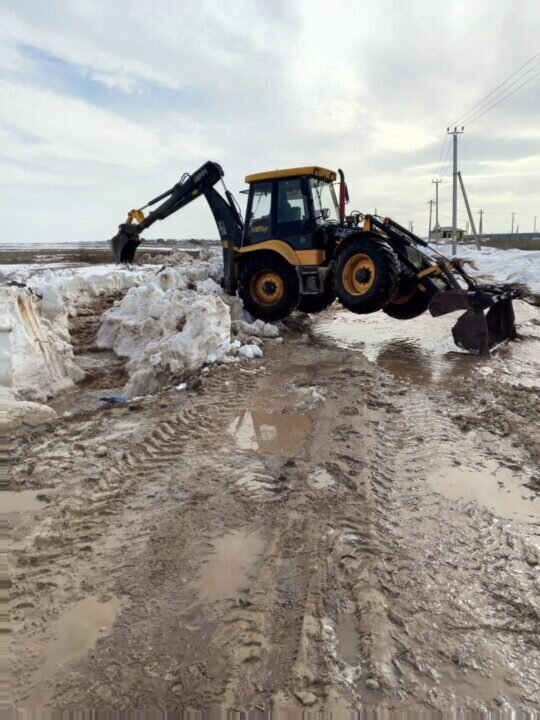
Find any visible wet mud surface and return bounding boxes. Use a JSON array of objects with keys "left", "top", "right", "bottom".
[{"left": 6, "top": 297, "right": 540, "bottom": 714}]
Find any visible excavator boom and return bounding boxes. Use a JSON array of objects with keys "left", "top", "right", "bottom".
[{"left": 111, "top": 161, "right": 243, "bottom": 272}]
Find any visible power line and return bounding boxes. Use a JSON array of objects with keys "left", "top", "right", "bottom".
[
  {"left": 434, "top": 135, "right": 454, "bottom": 177},
  {"left": 465, "top": 69, "right": 540, "bottom": 126},
  {"left": 439, "top": 139, "right": 453, "bottom": 177},
  {"left": 433, "top": 136, "right": 450, "bottom": 176},
  {"left": 451, "top": 51, "right": 540, "bottom": 126}
]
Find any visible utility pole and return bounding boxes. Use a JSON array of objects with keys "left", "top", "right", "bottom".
[
  {"left": 447, "top": 126, "right": 464, "bottom": 254},
  {"left": 511, "top": 212, "right": 516, "bottom": 236},
  {"left": 428, "top": 199, "right": 434, "bottom": 240},
  {"left": 457, "top": 171, "right": 480, "bottom": 249},
  {"left": 479, "top": 209, "right": 484, "bottom": 236},
  {"left": 534, "top": 216, "right": 537, "bottom": 233},
  {"left": 432, "top": 179, "right": 442, "bottom": 229}
]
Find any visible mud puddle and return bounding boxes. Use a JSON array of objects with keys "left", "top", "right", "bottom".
[
  {"left": 197, "top": 530, "right": 265, "bottom": 601},
  {"left": 336, "top": 612, "right": 359, "bottom": 665},
  {"left": 27, "top": 596, "right": 122, "bottom": 706},
  {"left": 315, "top": 300, "right": 539, "bottom": 389},
  {"left": 2, "top": 490, "right": 51, "bottom": 514},
  {"left": 228, "top": 410, "right": 312, "bottom": 456},
  {"left": 427, "top": 458, "right": 538, "bottom": 521}
]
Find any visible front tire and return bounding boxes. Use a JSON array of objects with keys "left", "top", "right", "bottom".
[
  {"left": 335, "top": 236, "right": 399, "bottom": 314},
  {"left": 239, "top": 253, "right": 299, "bottom": 321}
]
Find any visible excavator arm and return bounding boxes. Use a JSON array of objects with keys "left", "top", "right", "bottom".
[{"left": 111, "top": 161, "right": 244, "bottom": 285}]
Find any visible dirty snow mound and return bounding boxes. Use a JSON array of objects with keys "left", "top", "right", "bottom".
[
  {"left": 435, "top": 244, "right": 540, "bottom": 294},
  {"left": 98, "top": 253, "right": 280, "bottom": 398},
  {"left": 464, "top": 246, "right": 540, "bottom": 294},
  {"left": 28, "top": 265, "right": 154, "bottom": 315},
  {"left": 1, "top": 263, "right": 156, "bottom": 413},
  {"left": 0, "top": 286, "right": 84, "bottom": 401}
]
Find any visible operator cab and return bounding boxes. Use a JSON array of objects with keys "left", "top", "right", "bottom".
[{"left": 243, "top": 167, "right": 339, "bottom": 251}]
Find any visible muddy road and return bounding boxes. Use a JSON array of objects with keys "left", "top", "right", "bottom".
[{"left": 6, "top": 301, "right": 540, "bottom": 714}]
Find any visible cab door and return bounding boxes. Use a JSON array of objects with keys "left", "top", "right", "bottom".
[
  {"left": 274, "top": 177, "right": 314, "bottom": 251},
  {"left": 245, "top": 180, "right": 273, "bottom": 245}
]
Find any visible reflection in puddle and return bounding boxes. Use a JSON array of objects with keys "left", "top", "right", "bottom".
[
  {"left": 428, "top": 459, "right": 537, "bottom": 521},
  {"left": 2, "top": 490, "right": 51, "bottom": 514},
  {"left": 228, "top": 410, "right": 311, "bottom": 456},
  {"left": 315, "top": 301, "right": 539, "bottom": 389},
  {"left": 197, "top": 530, "right": 265, "bottom": 601}
]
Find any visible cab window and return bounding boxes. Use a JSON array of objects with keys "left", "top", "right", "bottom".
[
  {"left": 310, "top": 178, "right": 339, "bottom": 225},
  {"left": 248, "top": 181, "right": 272, "bottom": 239},
  {"left": 277, "top": 179, "right": 309, "bottom": 224}
]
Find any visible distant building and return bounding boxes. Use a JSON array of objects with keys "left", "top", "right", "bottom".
[{"left": 429, "top": 225, "right": 465, "bottom": 242}]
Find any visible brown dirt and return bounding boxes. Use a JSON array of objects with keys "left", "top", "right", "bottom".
[{"left": 6, "top": 305, "right": 540, "bottom": 715}]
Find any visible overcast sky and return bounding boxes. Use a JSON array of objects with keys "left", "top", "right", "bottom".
[{"left": 1, "top": 0, "right": 539, "bottom": 245}]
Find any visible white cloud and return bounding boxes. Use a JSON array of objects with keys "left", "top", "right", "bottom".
[
  {"left": 90, "top": 72, "right": 141, "bottom": 94},
  {"left": 0, "top": 0, "right": 539, "bottom": 244}
]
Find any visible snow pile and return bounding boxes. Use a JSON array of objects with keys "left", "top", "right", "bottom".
[
  {"left": 0, "top": 264, "right": 155, "bottom": 407},
  {"left": 27, "top": 265, "right": 154, "bottom": 315},
  {"left": 436, "top": 244, "right": 540, "bottom": 295},
  {"left": 1, "top": 250, "right": 280, "bottom": 406},
  {"left": 97, "top": 253, "right": 279, "bottom": 398},
  {"left": 0, "top": 285, "right": 84, "bottom": 402}
]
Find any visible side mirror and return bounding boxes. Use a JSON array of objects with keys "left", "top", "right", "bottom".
[{"left": 322, "top": 208, "right": 330, "bottom": 220}]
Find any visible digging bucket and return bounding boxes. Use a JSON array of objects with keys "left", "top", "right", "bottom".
[{"left": 111, "top": 230, "right": 141, "bottom": 264}]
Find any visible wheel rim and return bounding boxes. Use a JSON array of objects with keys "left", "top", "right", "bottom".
[
  {"left": 250, "top": 270, "right": 285, "bottom": 306},
  {"left": 342, "top": 254, "right": 376, "bottom": 296}
]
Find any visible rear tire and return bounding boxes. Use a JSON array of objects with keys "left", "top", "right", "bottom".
[
  {"left": 239, "top": 253, "right": 299, "bottom": 321},
  {"left": 383, "top": 260, "right": 431, "bottom": 320},
  {"left": 383, "top": 289, "right": 431, "bottom": 320},
  {"left": 335, "top": 236, "right": 399, "bottom": 314}
]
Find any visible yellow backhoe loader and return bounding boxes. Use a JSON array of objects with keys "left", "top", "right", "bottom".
[{"left": 111, "top": 161, "right": 520, "bottom": 355}]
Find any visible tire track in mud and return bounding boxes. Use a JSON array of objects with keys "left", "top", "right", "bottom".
[
  {"left": 210, "top": 363, "right": 401, "bottom": 711},
  {"left": 10, "top": 335, "right": 540, "bottom": 712},
  {"left": 367, "top": 389, "right": 540, "bottom": 711},
  {"left": 9, "top": 365, "right": 263, "bottom": 703}
]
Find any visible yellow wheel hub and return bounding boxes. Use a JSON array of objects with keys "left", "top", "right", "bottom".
[
  {"left": 342, "top": 254, "right": 376, "bottom": 296},
  {"left": 250, "top": 271, "right": 284, "bottom": 306}
]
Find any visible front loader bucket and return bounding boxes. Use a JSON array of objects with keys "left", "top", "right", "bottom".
[
  {"left": 451, "top": 300, "right": 516, "bottom": 355},
  {"left": 429, "top": 288, "right": 520, "bottom": 355},
  {"left": 111, "top": 230, "right": 140, "bottom": 264}
]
